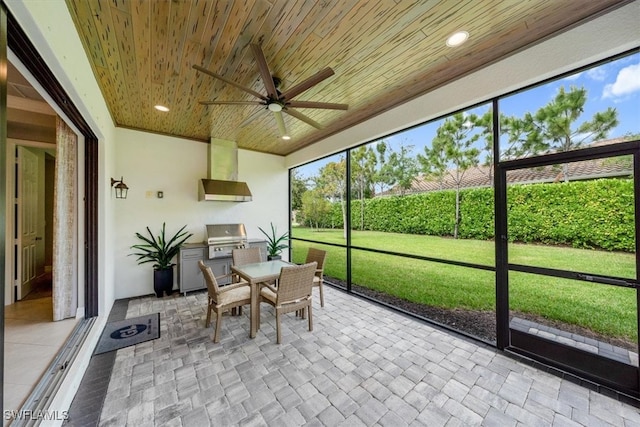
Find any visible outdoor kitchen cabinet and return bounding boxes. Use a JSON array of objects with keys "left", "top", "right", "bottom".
[
  {"left": 178, "top": 245, "right": 205, "bottom": 294},
  {"left": 205, "top": 258, "right": 233, "bottom": 286},
  {"left": 179, "top": 244, "right": 232, "bottom": 294},
  {"left": 179, "top": 239, "right": 267, "bottom": 295}
]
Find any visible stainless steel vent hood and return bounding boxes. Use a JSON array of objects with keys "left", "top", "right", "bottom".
[{"left": 198, "top": 138, "right": 252, "bottom": 202}]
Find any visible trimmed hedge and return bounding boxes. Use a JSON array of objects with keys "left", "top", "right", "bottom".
[
  {"left": 506, "top": 179, "right": 633, "bottom": 251},
  {"left": 303, "top": 178, "right": 634, "bottom": 252}
]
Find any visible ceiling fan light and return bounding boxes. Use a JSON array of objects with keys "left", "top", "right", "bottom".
[
  {"left": 268, "top": 102, "right": 283, "bottom": 112},
  {"left": 446, "top": 31, "right": 469, "bottom": 47},
  {"left": 282, "top": 135, "right": 291, "bottom": 140}
]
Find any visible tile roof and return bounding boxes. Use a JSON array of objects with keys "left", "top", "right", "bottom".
[{"left": 381, "top": 138, "right": 632, "bottom": 196}]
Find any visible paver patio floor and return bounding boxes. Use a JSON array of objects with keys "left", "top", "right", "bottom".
[{"left": 78, "top": 286, "right": 640, "bottom": 426}]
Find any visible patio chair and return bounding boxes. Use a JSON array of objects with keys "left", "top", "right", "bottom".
[
  {"left": 232, "top": 247, "right": 271, "bottom": 288},
  {"left": 305, "top": 247, "right": 327, "bottom": 307},
  {"left": 198, "top": 260, "right": 251, "bottom": 343},
  {"left": 232, "top": 247, "right": 263, "bottom": 267},
  {"left": 259, "top": 261, "right": 317, "bottom": 344}
]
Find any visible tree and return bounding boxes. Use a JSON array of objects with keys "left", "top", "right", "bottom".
[
  {"left": 474, "top": 109, "right": 508, "bottom": 185},
  {"left": 290, "top": 169, "right": 308, "bottom": 212},
  {"left": 506, "top": 86, "right": 618, "bottom": 181},
  {"left": 372, "top": 140, "right": 391, "bottom": 195},
  {"left": 300, "top": 190, "right": 331, "bottom": 230},
  {"left": 417, "top": 112, "right": 480, "bottom": 238},
  {"left": 378, "top": 141, "right": 418, "bottom": 196},
  {"left": 500, "top": 113, "right": 545, "bottom": 160},
  {"left": 416, "top": 134, "right": 448, "bottom": 190},
  {"left": 316, "top": 158, "right": 348, "bottom": 238},
  {"left": 351, "top": 145, "right": 377, "bottom": 230}
]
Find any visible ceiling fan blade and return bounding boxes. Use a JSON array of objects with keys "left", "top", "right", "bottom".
[
  {"left": 193, "top": 64, "right": 267, "bottom": 101},
  {"left": 199, "top": 101, "right": 264, "bottom": 106},
  {"left": 280, "top": 67, "right": 335, "bottom": 100},
  {"left": 287, "top": 100, "right": 348, "bottom": 110},
  {"left": 238, "top": 108, "right": 264, "bottom": 128},
  {"left": 283, "top": 108, "right": 323, "bottom": 129},
  {"left": 273, "top": 111, "right": 287, "bottom": 136},
  {"left": 250, "top": 44, "right": 279, "bottom": 99}
]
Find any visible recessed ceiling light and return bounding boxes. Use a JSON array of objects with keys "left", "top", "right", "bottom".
[
  {"left": 282, "top": 135, "right": 291, "bottom": 140},
  {"left": 446, "top": 31, "right": 469, "bottom": 47},
  {"left": 154, "top": 105, "right": 170, "bottom": 112}
]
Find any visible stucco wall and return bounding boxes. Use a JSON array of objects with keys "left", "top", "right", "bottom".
[{"left": 113, "top": 128, "right": 288, "bottom": 298}]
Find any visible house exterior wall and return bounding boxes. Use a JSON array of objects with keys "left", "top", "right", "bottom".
[{"left": 113, "top": 128, "right": 288, "bottom": 299}]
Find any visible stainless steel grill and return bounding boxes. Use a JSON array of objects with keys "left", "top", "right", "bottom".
[{"left": 205, "top": 223, "right": 247, "bottom": 259}]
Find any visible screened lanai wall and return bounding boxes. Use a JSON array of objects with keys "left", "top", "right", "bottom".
[{"left": 288, "top": 47, "right": 640, "bottom": 397}]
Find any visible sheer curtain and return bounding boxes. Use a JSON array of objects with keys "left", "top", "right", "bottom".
[{"left": 52, "top": 116, "right": 78, "bottom": 320}]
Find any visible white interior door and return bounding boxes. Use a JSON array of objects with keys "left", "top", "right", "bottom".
[{"left": 16, "top": 146, "right": 39, "bottom": 300}]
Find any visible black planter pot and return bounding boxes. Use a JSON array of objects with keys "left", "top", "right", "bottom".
[
  {"left": 153, "top": 267, "right": 174, "bottom": 297},
  {"left": 267, "top": 254, "right": 282, "bottom": 261}
]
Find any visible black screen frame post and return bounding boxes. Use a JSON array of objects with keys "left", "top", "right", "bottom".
[{"left": 0, "top": 3, "right": 8, "bottom": 417}]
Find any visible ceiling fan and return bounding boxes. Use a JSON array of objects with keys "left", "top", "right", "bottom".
[{"left": 193, "top": 44, "right": 348, "bottom": 138}]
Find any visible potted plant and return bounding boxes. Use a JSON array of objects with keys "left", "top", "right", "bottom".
[
  {"left": 258, "top": 222, "right": 289, "bottom": 261},
  {"left": 130, "top": 223, "right": 193, "bottom": 297}
]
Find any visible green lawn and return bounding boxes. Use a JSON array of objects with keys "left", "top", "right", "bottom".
[{"left": 291, "top": 227, "right": 637, "bottom": 343}]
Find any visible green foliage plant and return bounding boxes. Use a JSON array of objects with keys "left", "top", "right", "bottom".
[
  {"left": 307, "top": 177, "right": 634, "bottom": 252},
  {"left": 378, "top": 142, "right": 419, "bottom": 196},
  {"left": 301, "top": 189, "right": 332, "bottom": 230},
  {"left": 130, "top": 223, "right": 193, "bottom": 270},
  {"left": 259, "top": 222, "right": 290, "bottom": 257},
  {"left": 417, "top": 112, "right": 480, "bottom": 239},
  {"left": 501, "top": 86, "right": 618, "bottom": 181},
  {"left": 317, "top": 158, "right": 348, "bottom": 238}
]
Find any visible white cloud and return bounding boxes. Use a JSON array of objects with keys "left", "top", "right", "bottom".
[
  {"left": 603, "top": 63, "right": 640, "bottom": 99},
  {"left": 586, "top": 67, "right": 607, "bottom": 81},
  {"left": 563, "top": 72, "right": 582, "bottom": 81},
  {"left": 563, "top": 66, "right": 605, "bottom": 83}
]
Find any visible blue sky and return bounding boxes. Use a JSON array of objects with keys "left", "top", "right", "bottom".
[
  {"left": 296, "top": 52, "right": 640, "bottom": 180},
  {"left": 501, "top": 53, "right": 640, "bottom": 137}
]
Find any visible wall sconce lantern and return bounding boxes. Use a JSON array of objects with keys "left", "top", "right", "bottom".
[{"left": 111, "top": 177, "right": 129, "bottom": 199}]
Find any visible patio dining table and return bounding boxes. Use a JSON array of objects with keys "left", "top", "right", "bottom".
[{"left": 231, "top": 259, "right": 291, "bottom": 338}]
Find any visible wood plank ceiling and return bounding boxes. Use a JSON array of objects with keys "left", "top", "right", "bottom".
[{"left": 65, "top": 0, "right": 629, "bottom": 156}]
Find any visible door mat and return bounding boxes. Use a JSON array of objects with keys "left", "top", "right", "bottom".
[{"left": 94, "top": 313, "right": 160, "bottom": 355}]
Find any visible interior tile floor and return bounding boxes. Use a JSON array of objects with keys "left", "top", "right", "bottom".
[
  {"left": 4, "top": 292, "right": 79, "bottom": 416},
  {"left": 69, "top": 286, "right": 640, "bottom": 426}
]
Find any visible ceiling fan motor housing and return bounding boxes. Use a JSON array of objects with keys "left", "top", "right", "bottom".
[{"left": 267, "top": 101, "right": 283, "bottom": 112}]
